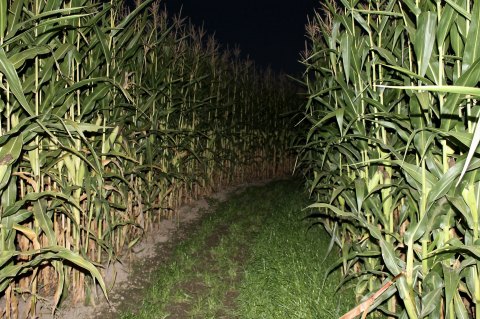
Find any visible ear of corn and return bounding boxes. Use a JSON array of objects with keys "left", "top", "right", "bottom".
[
  {"left": 300, "top": 0, "right": 480, "bottom": 318},
  {"left": 0, "top": 1, "right": 298, "bottom": 316}
]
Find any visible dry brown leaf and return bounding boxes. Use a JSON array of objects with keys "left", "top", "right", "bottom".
[{"left": 339, "top": 273, "right": 404, "bottom": 319}]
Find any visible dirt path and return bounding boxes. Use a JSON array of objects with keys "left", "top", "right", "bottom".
[
  {"left": 54, "top": 179, "right": 271, "bottom": 319},
  {"left": 162, "top": 214, "right": 247, "bottom": 318},
  {"left": 118, "top": 179, "right": 277, "bottom": 319}
]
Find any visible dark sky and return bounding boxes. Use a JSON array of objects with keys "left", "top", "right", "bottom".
[{"left": 162, "top": 0, "right": 317, "bottom": 75}]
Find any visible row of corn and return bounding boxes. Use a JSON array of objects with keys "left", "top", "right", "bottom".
[
  {"left": 299, "top": 0, "right": 480, "bottom": 318},
  {"left": 0, "top": 0, "right": 298, "bottom": 317}
]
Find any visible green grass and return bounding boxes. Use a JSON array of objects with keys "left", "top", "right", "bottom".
[
  {"left": 236, "top": 181, "right": 355, "bottom": 319},
  {"left": 121, "top": 179, "right": 354, "bottom": 318}
]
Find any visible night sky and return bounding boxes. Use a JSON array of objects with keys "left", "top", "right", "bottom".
[{"left": 162, "top": 0, "right": 318, "bottom": 76}]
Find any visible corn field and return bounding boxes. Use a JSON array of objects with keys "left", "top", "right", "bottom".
[
  {"left": 299, "top": 0, "right": 480, "bottom": 318},
  {"left": 0, "top": 0, "right": 298, "bottom": 317}
]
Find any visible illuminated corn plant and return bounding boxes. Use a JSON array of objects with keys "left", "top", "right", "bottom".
[
  {"left": 0, "top": 0, "right": 298, "bottom": 317},
  {"left": 300, "top": 0, "right": 480, "bottom": 318}
]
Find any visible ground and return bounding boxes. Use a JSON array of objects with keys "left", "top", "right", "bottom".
[
  {"left": 54, "top": 180, "right": 267, "bottom": 319},
  {"left": 52, "top": 178, "right": 354, "bottom": 319}
]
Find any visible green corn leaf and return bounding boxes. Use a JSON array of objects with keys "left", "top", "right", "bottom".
[
  {"left": 0, "top": 134, "right": 23, "bottom": 165},
  {"left": 402, "top": 0, "right": 421, "bottom": 17},
  {"left": 446, "top": 131, "right": 475, "bottom": 150},
  {"left": 359, "top": 216, "right": 403, "bottom": 275},
  {"left": 93, "top": 25, "right": 110, "bottom": 64},
  {"left": 113, "top": 0, "right": 154, "bottom": 37},
  {"left": 351, "top": 11, "right": 371, "bottom": 34},
  {"left": 380, "top": 64, "right": 433, "bottom": 85},
  {"left": 340, "top": 33, "right": 352, "bottom": 83},
  {"left": 1, "top": 209, "right": 32, "bottom": 228},
  {"left": 53, "top": 248, "right": 108, "bottom": 300},
  {"left": 126, "top": 23, "right": 147, "bottom": 52},
  {"left": 445, "top": 0, "right": 471, "bottom": 20},
  {"left": 453, "top": 290, "right": 469, "bottom": 319},
  {"left": 443, "top": 264, "right": 460, "bottom": 318},
  {"left": 379, "top": 83, "right": 480, "bottom": 96},
  {"left": 115, "top": 24, "right": 135, "bottom": 53},
  {"left": 33, "top": 200, "right": 57, "bottom": 246},
  {"left": 446, "top": 195, "right": 474, "bottom": 229},
  {"left": 437, "top": 0, "right": 459, "bottom": 45},
  {"left": 377, "top": 0, "right": 397, "bottom": 34},
  {"left": 5, "top": 13, "right": 91, "bottom": 45},
  {"left": 0, "top": 0, "right": 6, "bottom": 39},
  {"left": 404, "top": 201, "right": 442, "bottom": 244},
  {"left": 103, "top": 126, "right": 119, "bottom": 154},
  {"left": 306, "top": 108, "right": 344, "bottom": 142},
  {"left": 9, "top": 46, "right": 51, "bottom": 69},
  {"left": 392, "top": 160, "right": 436, "bottom": 188},
  {"left": 0, "top": 48, "right": 35, "bottom": 117},
  {"left": 409, "top": 94, "right": 428, "bottom": 155},
  {"left": 8, "top": 0, "right": 24, "bottom": 33},
  {"left": 426, "top": 159, "right": 465, "bottom": 209},
  {"left": 325, "top": 250, "right": 382, "bottom": 279},
  {"left": 354, "top": 178, "right": 365, "bottom": 213},
  {"left": 457, "top": 116, "right": 480, "bottom": 186},
  {"left": 1, "top": 176, "right": 17, "bottom": 208},
  {"left": 378, "top": 236, "right": 403, "bottom": 275},
  {"left": 329, "top": 186, "right": 346, "bottom": 205},
  {"left": 0, "top": 135, "right": 23, "bottom": 189},
  {"left": 3, "top": 190, "right": 83, "bottom": 218},
  {"left": 353, "top": 8, "right": 403, "bottom": 17},
  {"left": 0, "top": 251, "right": 15, "bottom": 269},
  {"left": 35, "top": 0, "right": 63, "bottom": 34},
  {"left": 0, "top": 247, "right": 107, "bottom": 299},
  {"left": 429, "top": 239, "right": 480, "bottom": 259},
  {"left": 414, "top": 12, "right": 436, "bottom": 78},
  {"left": 20, "top": 7, "right": 86, "bottom": 23},
  {"left": 80, "top": 84, "right": 109, "bottom": 119},
  {"left": 443, "top": 58, "right": 480, "bottom": 130},
  {"left": 53, "top": 43, "right": 75, "bottom": 61},
  {"left": 464, "top": 265, "right": 478, "bottom": 302},
  {"left": 373, "top": 47, "right": 397, "bottom": 66},
  {"left": 307, "top": 203, "right": 357, "bottom": 219},
  {"left": 380, "top": 80, "right": 480, "bottom": 131},
  {"left": 450, "top": 20, "right": 464, "bottom": 58},
  {"left": 59, "top": 121, "right": 105, "bottom": 133},
  {"left": 420, "top": 288, "right": 443, "bottom": 318},
  {"left": 41, "top": 0, "right": 62, "bottom": 14},
  {"left": 462, "top": 0, "right": 480, "bottom": 73}
]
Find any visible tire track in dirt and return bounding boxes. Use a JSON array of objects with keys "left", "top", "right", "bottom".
[{"left": 162, "top": 210, "right": 257, "bottom": 319}]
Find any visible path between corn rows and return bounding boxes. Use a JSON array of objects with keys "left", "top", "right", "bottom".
[{"left": 57, "top": 178, "right": 353, "bottom": 319}]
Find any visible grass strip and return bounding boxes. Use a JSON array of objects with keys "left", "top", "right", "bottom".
[
  {"left": 121, "top": 179, "right": 354, "bottom": 318},
  {"left": 236, "top": 180, "right": 355, "bottom": 318}
]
